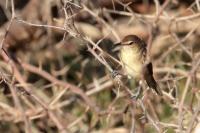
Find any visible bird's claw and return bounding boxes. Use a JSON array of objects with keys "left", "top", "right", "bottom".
[
  {"left": 130, "top": 86, "right": 142, "bottom": 100},
  {"left": 130, "top": 93, "right": 140, "bottom": 100},
  {"left": 111, "top": 70, "right": 121, "bottom": 79}
]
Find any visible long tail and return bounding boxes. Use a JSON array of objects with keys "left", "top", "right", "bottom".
[
  {"left": 145, "top": 75, "right": 163, "bottom": 96},
  {"left": 143, "top": 62, "right": 162, "bottom": 96}
]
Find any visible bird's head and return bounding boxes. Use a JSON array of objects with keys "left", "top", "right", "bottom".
[{"left": 113, "top": 35, "right": 147, "bottom": 52}]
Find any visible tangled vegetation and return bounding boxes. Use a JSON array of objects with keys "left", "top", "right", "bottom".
[{"left": 0, "top": 0, "right": 200, "bottom": 133}]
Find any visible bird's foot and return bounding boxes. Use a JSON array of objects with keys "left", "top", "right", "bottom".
[
  {"left": 130, "top": 86, "right": 142, "bottom": 100},
  {"left": 131, "top": 94, "right": 139, "bottom": 100},
  {"left": 111, "top": 70, "right": 123, "bottom": 79},
  {"left": 111, "top": 70, "right": 119, "bottom": 78}
]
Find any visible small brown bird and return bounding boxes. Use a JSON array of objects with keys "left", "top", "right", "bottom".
[{"left": 117, "top": 35, "right": 162, "bottom": 95}]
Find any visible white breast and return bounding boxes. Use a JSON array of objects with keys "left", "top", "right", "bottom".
[{"left": 120, "top": 46, "right": 143, "bottom": 78}]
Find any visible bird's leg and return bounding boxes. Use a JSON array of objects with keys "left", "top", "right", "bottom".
[
  {"left": 131, "top": 80, "right": 143, "bottom": 100},
  {"left": 111, "top": 70, "right": 143, "bottom": 99},
  {"left": 111, "top": 70, "right": 125, "bottom": 98},
  {"left": 130, "top": 85, "right": 142, "bottom": 100},
  {"left": 111, "top": 70, "right": 120, "bottom": 78},
  {"left": 111, "top": 70, "right": 126, "bottom": 79}
]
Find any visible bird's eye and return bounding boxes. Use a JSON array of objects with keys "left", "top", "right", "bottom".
[
  {"left": 128, "top": 41, "right": 133, "bottom": 45},
  {"left": 123, "top": 41, "right": 133, "bottom": 45}
]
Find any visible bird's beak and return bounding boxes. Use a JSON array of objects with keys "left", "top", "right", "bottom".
[
  {"left": 112, "top": 42, "right": 122, "bottom": 52},
  {"left": 114, "top": 42, "right": 121, "bottom": 46}
]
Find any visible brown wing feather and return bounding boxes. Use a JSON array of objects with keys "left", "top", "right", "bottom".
[{"left": 143, "top": 63, "right": 162, "bottom": 95}]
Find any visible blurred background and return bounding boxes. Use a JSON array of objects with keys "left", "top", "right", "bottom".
[{"left": 0, "top": 0, "right": 200, "bottom": 133}]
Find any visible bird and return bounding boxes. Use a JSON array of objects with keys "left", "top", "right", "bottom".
[{"left": 116, "top": 35, "right": 162, "bottom": 96}]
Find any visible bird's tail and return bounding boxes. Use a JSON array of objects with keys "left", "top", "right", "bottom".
[
  {"left": 145, "top": 75, "right": 163, "bottom": 96},
  {"left": 154, "top": 83, "right": 163, "bottom": 96}
]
